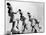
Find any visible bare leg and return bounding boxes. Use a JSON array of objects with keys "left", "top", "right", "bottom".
[{"left": 11, "top": 21, "right": 15, "bottom": 32}]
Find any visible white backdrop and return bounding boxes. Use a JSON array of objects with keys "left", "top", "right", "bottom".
[{"left": 0, "top": 0, "right": 46, "bottom": 35}]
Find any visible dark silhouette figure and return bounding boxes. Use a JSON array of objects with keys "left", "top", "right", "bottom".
[
  {"left": 18, "top": 9, "right": 27, "bottom": 33},
  {"left": 7, "top": 2, "right": 14, "bottom": 23},
  {"left": 18, "top": 9, "right": 23, "bottom": 20},
  {"left": 7, "top": 2, "right": 16, "bottom": 32}
]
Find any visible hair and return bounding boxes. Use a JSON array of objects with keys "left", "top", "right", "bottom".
[{"left": 7, "top": 2, "right": 11, "bottom": 6}]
